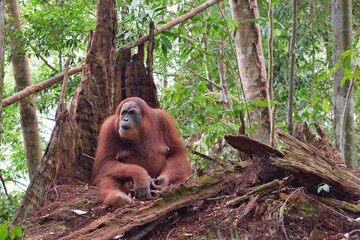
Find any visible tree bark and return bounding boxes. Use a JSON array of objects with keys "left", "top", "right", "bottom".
[
  {"left": 331, "top": 0, "right": 356, "bottom": 168},
  {"left": 5, "top": 0, "right": 42, "bottom": 182},
  {"left": 273, "top": 124, "right": 360, "bottom": 201},
  {"left": 218, "top": 39, "right": 232, "bottom": 110},
  {"left": 0, "top": 0, "right": 4, "bottom": 145},
  {"left": 114, "top": 44, "right": 159, "bottom": 109},
  {"left": 229, "top": 0, "right": 271, "bottom": 145},
  {"left": 2, "top": 64, "right": 84, "bottom": 108},
  {"left": 287, "top": 0, "right": 297, "bottom": 136},
  {"left": 268, "top": 0, "right": 276, "bottom": 147},
  {"left": 203, "top": 32, "right": 213, "bottom": 92},
  {"left": 12, "top": 0, "right": 117, "bottom": 224}
]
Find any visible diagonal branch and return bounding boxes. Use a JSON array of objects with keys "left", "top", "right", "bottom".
[
  {"left": 2, "top": 64, "right": 84, "bottom": 108},
  {"left": 132, "top": 0, "right": 222, "bottom": 48},
  {"left": 0, "top": 170, "right": 13, "bottom": 203},
  {"left": 31, "top": 46, "right": 58, "bottom": 72}
]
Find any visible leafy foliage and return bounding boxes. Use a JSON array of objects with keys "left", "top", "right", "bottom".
[
  {"left": 1, "top": 0, "right": 360, "bottom": 223},
  {"left": 0, "top": 222, "right": 24, "bottom": 240}
]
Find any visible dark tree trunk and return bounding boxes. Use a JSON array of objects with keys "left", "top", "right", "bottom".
[
  {"left": 12, "top": 0, "right": 117, "bottom": 224},
  {"left": 114, "top": 44, "right": 159, "bottom": 109},
  {"left": 12, "top": 0, "right": 162, "bottom": 224},
  {"left": 0, "top": 0, "right": 4, "bottom": 144}
]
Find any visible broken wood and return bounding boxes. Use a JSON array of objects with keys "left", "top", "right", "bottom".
[
  {"left": 58, "top": 169, "right": 240, "bottom": 240},
  {"left": 321, "top": 197, "right": 360, "bottom": 214},
  {"left": 2, "top": 64, "right": 84, "bottom": 108},
  {"left": 190, "top": 149, "right": 228, "bottom": 168},
  {"left": 224, "top": 134, "right": 284, "bottom": 158},
  {"left": 226, "top": 179, "right": 280, "bottom": 208},
  {"left": 272, "top": 126, "right": 360, "bottom": 201},
  {"left": 238, "top": 194, "right": 259, "bottom": 220}
]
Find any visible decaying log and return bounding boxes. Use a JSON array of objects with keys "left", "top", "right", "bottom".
[
  {"left": 224, "top": 124, "right": 360, "bottom": 203},
  {"left": 58, "top": 169, "right": 240, "bottom": 240},
  {"left": 273, "top": 126, "right": 360, "bottom": 201},
  {"left": 322, "top": 197, "right": 360, "bottom": 214},
  {"left": 224, "top": 134, "right": 284, "bottom": 158},
  {"left": 226, "top": 179, "right": 280, "bottom": 208}
]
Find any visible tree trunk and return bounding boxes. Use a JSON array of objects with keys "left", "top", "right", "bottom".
[
  {"left": 5, "top": 0, "right": 42, "bottom": 182},
  {"left": 218, "top": 38, "right": 232, "bottom": 110},
  {"left": 331, "top": 0, "right": 356, "bottom": 168},
  {"left": 0, "top": 0, "right": 4, "bottom": 144},
  {"left": 273, "top": 124, "right": 360, "bottom": 201},
  {"left": 12, "top": 0, "right": 118, "bottom": 224},
  {"left": 229, "top": 0, "right": 271, "bottom": 145},
  {"left": 267, "top": 0, "right": 276, "bottom": 147},
  {"left": 287, "top": 0, "right": 297, "bottom": 136},
  {"left": 115, "top": 44, "right": 159, "bottom": 108},
  {"left": 203, "top": 32, "right": 213, "bottom": 92}
]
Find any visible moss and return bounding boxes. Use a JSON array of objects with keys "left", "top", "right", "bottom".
[
  {"left": 50, "top": 223, "right": 67, "bottom": 233},
  {"left": 150, "top": 170, "right": 234, "bottom": 209},
  {"left": 272, "top": 162, "right": 301, "bottom": 173},
  {"left": 72, "top": 198, "right": 97, "bottom": 210},
  {"left": 296, "top": 202, "right": 315, "bottom": 216}
]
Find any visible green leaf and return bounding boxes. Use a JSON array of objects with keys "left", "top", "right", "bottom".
[
  {"left": 317, "top": 183, "right": 330, "bottom": 193},
  {"left": 341, "top": 76, "right": 348, "bottom": 87},
  {"left": 153, "top": 6, "right": 166, "bottom": 12},
  {"left": 160, "top": 35, "right": 172, "bottom": 50},
  {"left": 12, "top": 226, "right": 24, "bottom": 239},
  {"left": 323, "top": 99, "right": 329, "bottom": 113},
  {"left": 354, "top": 67, "right": 359, "bottom": 82},
  {"left": 0, "top": 223, "right": 9, "bottom": 240},
  {"left": 344, "top": 55, "right": 351, "bottom": 69},
  {"left": 322, "top": 184, "right": 330, "bottom": 192},
  {"left": 311, "top": 97, "right": 320, "bottom": 107},
  {"left": 316, "top": 73, "right": 329, "bottom": 82},
  {"left": 340, "top": 49, "right": 353, "bottom": 60},
  {"left": 161, "top": 44, "right": 168, "bottom": 59},
  {"left": 356, "top": 39, "right": 360, "bottom": 49},
  {"left": 196, "top": 84, "right": 207, "bottom": 93},
  {"left": 246, "top": 126, "right": 255, "bottom": 134}
]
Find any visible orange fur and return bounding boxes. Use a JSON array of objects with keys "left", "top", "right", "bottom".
[{"left": 91, "top": 97, "right": 192, "bottom": 207}]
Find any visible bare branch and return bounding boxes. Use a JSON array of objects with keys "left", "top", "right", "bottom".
[
  {"left": 132, "top": 0, "right": 222, "bottom": 48},
  {"left": 59, "top": 58, "right": 71, "bottom": 108},
  {"left": 0, "top": 170, "right": 13, "bottom": 203},
  {"left": 189, "top": 149, "right": 228, "bottom": 168},
  {"left": 31, "top": 46, "right": 58, "bottom": 72},
  {"left": 2, "top": 64, "right": 84, "bottom": 108}
]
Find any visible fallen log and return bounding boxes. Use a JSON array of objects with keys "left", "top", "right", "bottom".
[
  {"left": 226, "top": 179, "right": 281, "bottom": 208},
  {"left": 272, "top": 124, "right": 360, "bottom": 201},
  {"left": 224, "top": 134, "right": 284, "bottom": 159},
  {"left": 58, "top": 169, "right": 240, "bottom": 240},
  {"left": 224, "top": 124, "right": 360, "bottom": 202}
]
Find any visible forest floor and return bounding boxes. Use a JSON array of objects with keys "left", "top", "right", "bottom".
[{"left": 20, "top": 157, "right": 360, "bottom": 240}]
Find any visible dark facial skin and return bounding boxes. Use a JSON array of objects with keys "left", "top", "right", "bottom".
[{"left": 119, "top": 101, "right": 143, "bottom": 141}]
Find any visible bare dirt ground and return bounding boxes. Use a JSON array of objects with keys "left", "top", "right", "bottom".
[{"left": 20, "top": 159, "right": 360, "bottom": 240}]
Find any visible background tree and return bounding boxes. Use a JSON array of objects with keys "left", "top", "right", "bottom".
[
  {"left": 0, "top": 0, "right": 360, "bottom": 225},
  {"left": 229, "top": 0, "right": 272, "bottom": 145},
  {"left": 287, "top": 0, "right": 297, "bottom": 136},
  {"left": 5, "top": 0, "right": 42, "bottom": 181},
  {"left": 332, "top": 0, "right": 356, "bottom": 168},
  {"left": 0, "top": 0, "right": 4, "bottom": 141}
]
